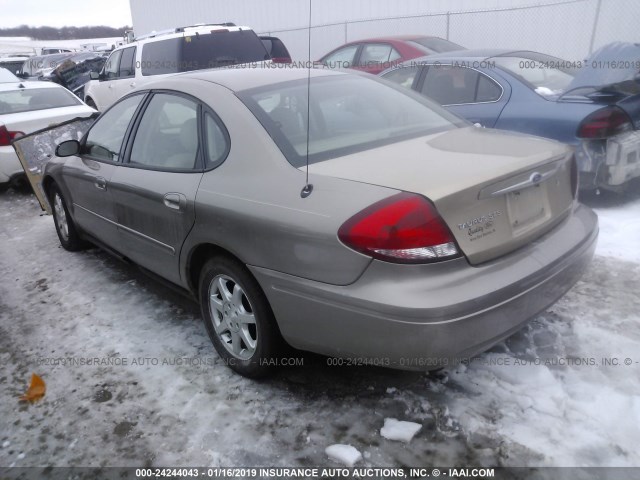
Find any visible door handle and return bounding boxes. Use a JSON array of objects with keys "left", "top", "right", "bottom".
[
  {"left": 130, "top": 82, "right": 136, "bottom": 88},
  {"left": 163, "top": 193, "right": 186, "bottom": 211},
  {"left": 94, "top": 176, "right": 107, "bottom": 190},
  {"left": 108, "top": 84, "right": 114, "bottom": 89}
]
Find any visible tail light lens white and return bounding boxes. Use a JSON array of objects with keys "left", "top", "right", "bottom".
[
  {"left": 577, "top": 106, "right": 632, "bottom": 139},
  {"left": 338, "top": 193, "right": 461, "bottom": 264}
]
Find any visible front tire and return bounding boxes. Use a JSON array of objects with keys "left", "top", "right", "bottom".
[
  {"left": 49, "top": 184, "right": 86, "bottom": 251},
  {"left": 199, "top": 256, "right": 281, "bottom": 378}
]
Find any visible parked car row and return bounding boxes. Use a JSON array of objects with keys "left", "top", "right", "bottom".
[{"left": 317, "top": 37, "right": 640, "bottom": 192}]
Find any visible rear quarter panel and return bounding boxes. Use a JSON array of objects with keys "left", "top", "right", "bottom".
[
  {"left": 173, "top": 78, "right": 399, "bottom": 287},
  {"left": 494, "top": 72, "right": 600, "bottom": 145}
]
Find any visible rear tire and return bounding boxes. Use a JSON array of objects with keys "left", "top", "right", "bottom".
[
  {"left": 199, "top": 255, "right": 281, "bottom": 378},
  {"left": 49, "top": 183, "right": 86, "bottom": 251}
]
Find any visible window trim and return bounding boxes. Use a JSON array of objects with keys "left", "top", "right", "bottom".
[{"left": 420, "top": 64, "right": 505, "bottom": 106}]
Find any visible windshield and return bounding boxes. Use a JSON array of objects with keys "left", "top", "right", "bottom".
[
  {"left": 0, "top": 87, "right": 81, "bottom": 114},
  {"left": 141, "top": 30, "right": 269, "bottom": 76},
  {"left": 492, "top": 54, "right": 576, "bottom": 97},
  {"left": 238, "top": 75, "right": 464, "bottom": 166}
]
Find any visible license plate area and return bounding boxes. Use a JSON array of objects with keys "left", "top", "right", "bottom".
[{"left": 507, "top": 184, "right": 551, "bottom": 236}]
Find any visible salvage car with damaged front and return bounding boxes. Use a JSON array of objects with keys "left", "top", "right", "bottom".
[{"left": 39, "top": 68, "right": 598, "bottom": 378}]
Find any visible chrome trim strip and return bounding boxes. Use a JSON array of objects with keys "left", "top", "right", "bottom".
[{"left": 73, "top": 203, "right": 176, "bottom": 255}]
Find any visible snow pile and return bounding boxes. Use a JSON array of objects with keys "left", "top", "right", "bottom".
[
  {"left": 592, "top": 197, "right": 640, "bottom": 263},
  {"left": 380, "top": 418, "right": 422, "bottom": 443},
  {"left": 325, "top": 444, "right": 362, "bottom": 467}
]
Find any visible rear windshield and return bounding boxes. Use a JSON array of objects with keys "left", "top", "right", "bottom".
[
  {"left": 0, "top": 87, "right": 81, "bottom": 114},
  {"left": 238, "top": 74, "right": 464, "bottom": 167},
  {"left": 141, "top": 30, "right": 269, "bottom": 76},
  {"left": 491, "top": 54, "right": 576, "bottom": 97},
  {"left": 408, "top": 37, "right": 464, "bottom": 54}
]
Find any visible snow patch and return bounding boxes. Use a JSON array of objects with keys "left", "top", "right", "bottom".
[
  {"left": 380, "top": 418, "right": 422, "bottom": 443},
  {"left": 325, "top": 444, "right": 362, "bottom": 467}
]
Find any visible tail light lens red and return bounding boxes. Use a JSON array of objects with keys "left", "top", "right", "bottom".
[
  {"left": 0, "top": 125, "right": 25, "bottom": 147},
  {"left": 271, "top": 57, "right": 292, "bottom": 64},
  {"left": 576, "top": 106, "right": 632, "bottom": 139},
  {"left": 338, "top": 193, "right": 460, "bottom": 264}
]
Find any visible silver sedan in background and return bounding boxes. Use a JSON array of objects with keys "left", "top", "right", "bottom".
[{"left": 44, "top": 67, "right": 598, "bottom": 377}]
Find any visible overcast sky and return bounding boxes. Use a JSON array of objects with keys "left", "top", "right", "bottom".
[{"left": 0, "top": 0, "right": 132, "bottom": 28}]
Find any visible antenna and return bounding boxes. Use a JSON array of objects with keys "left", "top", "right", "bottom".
[{"left": 301, "top": 0, "right": 314, "bottom": 199}]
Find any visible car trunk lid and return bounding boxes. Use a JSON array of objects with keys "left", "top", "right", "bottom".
[{"left": 308, "top": 126, "right": 576, "bottom": 264}]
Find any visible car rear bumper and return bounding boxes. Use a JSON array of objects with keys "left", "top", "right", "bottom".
[
  {"left": 0, "top": 145, "right": 23, "bottom": 184},
  {"left": 250, "top": 204, "right": 598, "bottom": 370}
]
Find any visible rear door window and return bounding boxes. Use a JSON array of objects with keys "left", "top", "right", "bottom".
[
  {"left": 129, "top": 93, "right": 200, "bottom": 170},
  {"left": 421, "top": 66, "right": 491, "bottom": 105}
]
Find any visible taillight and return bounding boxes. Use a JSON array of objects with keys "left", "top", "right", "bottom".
[
  {"left": 0, "top": 125, "right": 25, "bottom": 147},
  {"left": 338, "top": 193, "right": 460, "bottom": 264},
  {"left": 577, "top": 106, "right": 632, "bottom": 139},
  {"left": 271, "top": 57, "right": 292, "bottom": 64}
]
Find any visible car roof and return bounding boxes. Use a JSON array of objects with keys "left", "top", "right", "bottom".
[
  {"left": 126, "top": 24, "right": 254, "bottom": 47},
  {"left": 408, "top": 49, "right": 551, "bottom": 62},
  {"left": 147, "top": 66, "right": 349, "bottom": 92},
  {"left": 0, "top": 80, "right": 66, "bottom": 92},
  {"left": 340, "top": 35, "right": 446, "bottom": 46}
]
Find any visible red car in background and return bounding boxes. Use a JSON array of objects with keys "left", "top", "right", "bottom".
[{"left": 318, "top": 35, "right": 465, "bottom": 74}]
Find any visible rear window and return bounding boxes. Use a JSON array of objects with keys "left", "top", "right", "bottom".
[
  {"left": 0, "top": 87, "right": 81, "bottom": 114},
  {"left": 492, "top": 55, "right": 575, "bottom": 97},
  {"left": 141, "top": 30, "right": 269, "bottom": 76},
  {"left": 238, "top": 75, "right": 464, "bottom": 167}
]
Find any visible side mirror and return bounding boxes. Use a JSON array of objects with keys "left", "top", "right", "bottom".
[
  {"left": 56, "top": 140, "right": 80, "bottom": 157},
  {"left": 89, "top": 71, "right": 101, "bottom": 80}
]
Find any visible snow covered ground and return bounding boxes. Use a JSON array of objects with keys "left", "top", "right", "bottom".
[{"left": 0, "top": 186, "right": 638, "bottom": 468}]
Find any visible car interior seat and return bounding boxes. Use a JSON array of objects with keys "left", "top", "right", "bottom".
[{"left": 164, "top": 117, "right": 198, "bottom": 169}]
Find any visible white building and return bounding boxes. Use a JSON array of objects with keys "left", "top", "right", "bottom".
[{"left": 129, "top": 0, "right": 639, "bottom": 61}]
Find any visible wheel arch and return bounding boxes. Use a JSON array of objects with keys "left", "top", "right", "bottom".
[{"left": 186, "top": 242, "right": 247, "bottom": 296}]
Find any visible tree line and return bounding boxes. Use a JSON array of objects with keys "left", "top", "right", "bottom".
[{"left": 0, "top": 25, "right": 131, "bottom": 40}]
